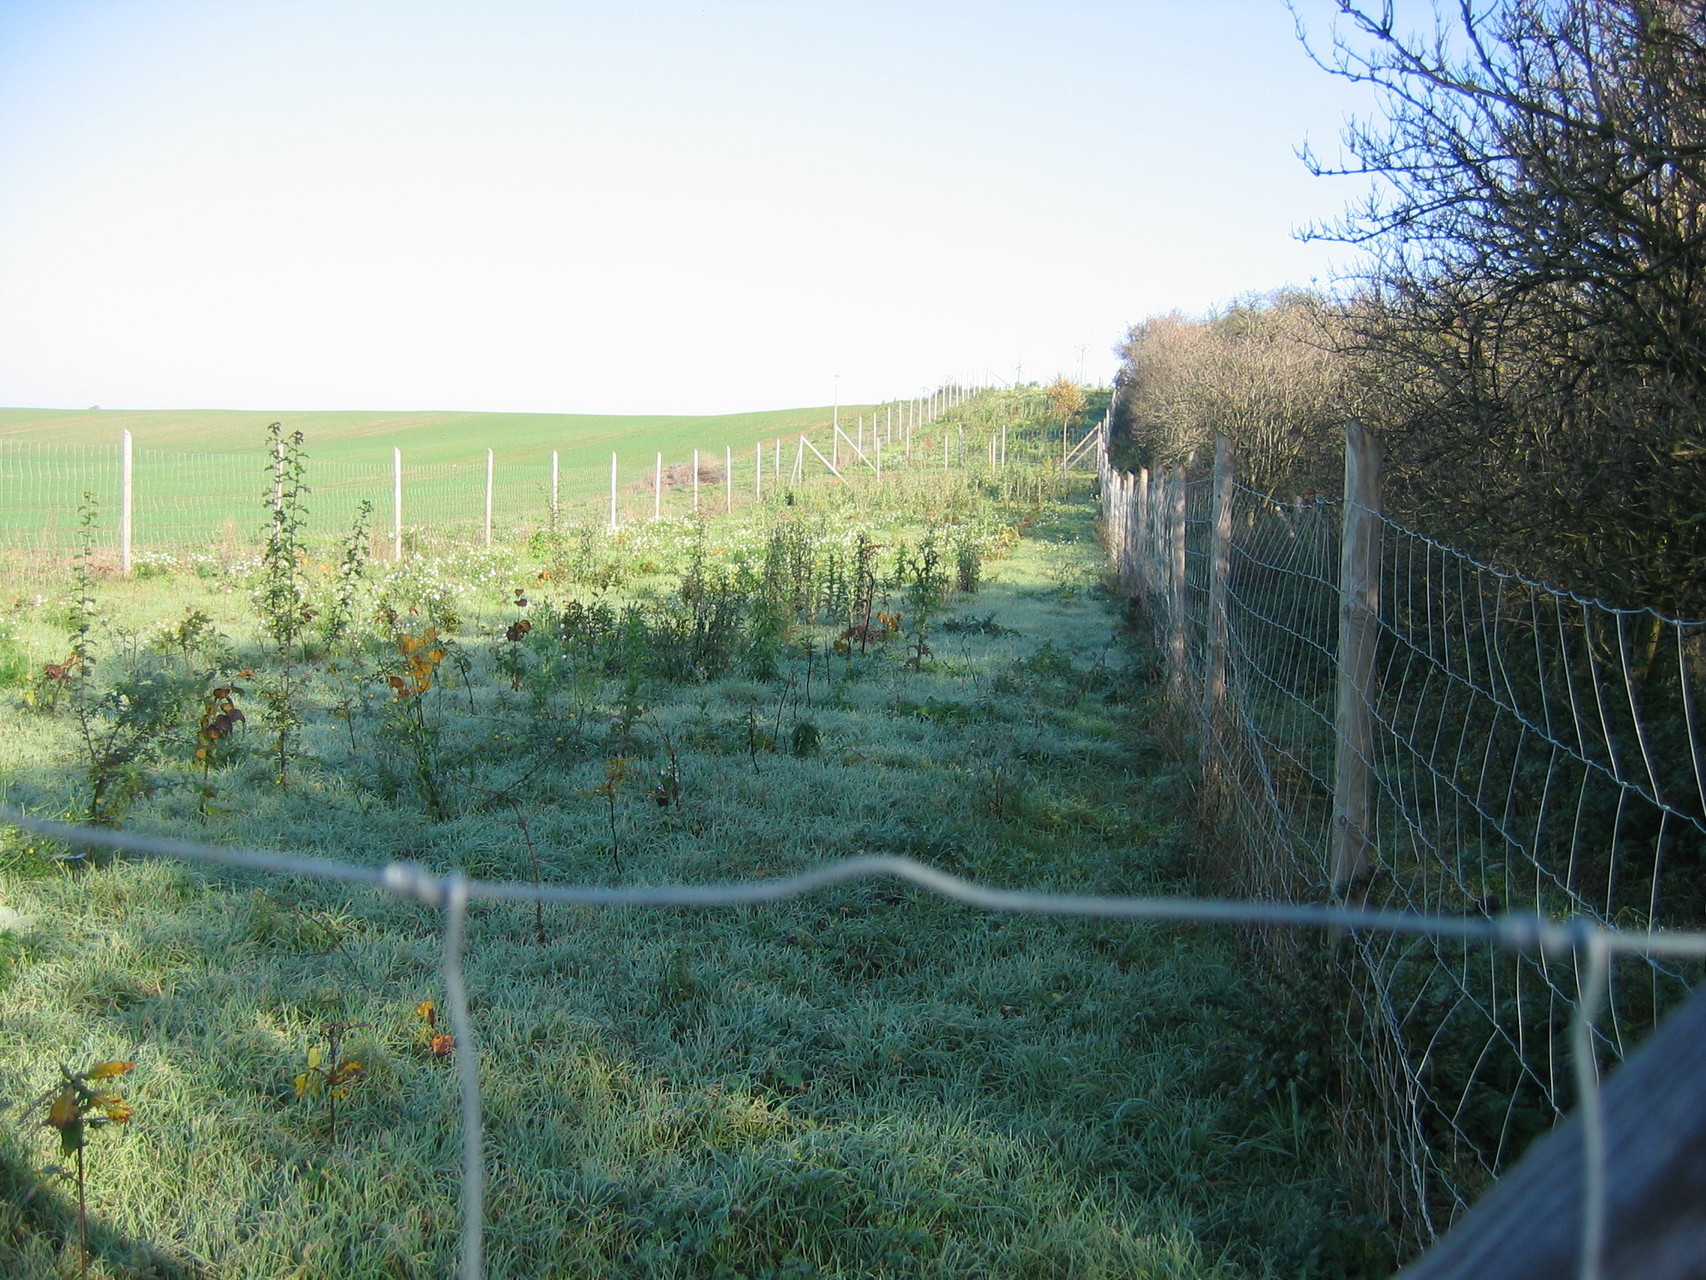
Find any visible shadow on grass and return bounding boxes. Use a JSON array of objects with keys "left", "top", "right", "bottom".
[{"left": 0, "top": 1136, "right": 203, "bottom": 1280}]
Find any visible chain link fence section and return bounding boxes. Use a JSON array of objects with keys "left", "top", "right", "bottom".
[{"left": 1099, "top": 426, "right": 1706, "bottom": 1248}]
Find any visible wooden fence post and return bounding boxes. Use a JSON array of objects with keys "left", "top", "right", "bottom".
[
  {"left": 1167, "top": 464, "right": 1188, "bottom": 699},
  {"left": 1204, "top": 435, "right": 1236, "bottom": 777},
  {"left": 1206, "top": 435, "right": 1235, "bottom": 721},
  {"left": 1332, "top": 421, "right": 1384, "bottom": 892},
  {"left": 120, "top": 429, "right": 133, "bottom": 576},
  {"left": 1136, "top": 467, "right": 1151, "bottom": 594}
]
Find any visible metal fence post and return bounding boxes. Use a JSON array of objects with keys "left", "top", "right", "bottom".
[{"left": 1332, "top": 421, "right": 1384, "bottom": 892}]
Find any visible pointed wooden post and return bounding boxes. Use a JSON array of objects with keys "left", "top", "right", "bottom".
[{"left": 1332, "top": 421, "right": 1384, "bottom": 892}]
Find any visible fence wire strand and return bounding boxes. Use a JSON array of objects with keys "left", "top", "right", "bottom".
[{"left": 3, "top": 804, "right": 1704, "bottom": 1277}]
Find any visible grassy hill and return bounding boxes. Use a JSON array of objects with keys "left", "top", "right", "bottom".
[{"left": 0, "top": 405, "right": 878, "bottom": 464}]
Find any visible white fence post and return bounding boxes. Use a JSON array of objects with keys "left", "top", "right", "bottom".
[
  {"left": 120, "top": 429, "right": 133, "bottom": 575},
  {"left": 551, "top": 451, "right": 559, "bottom": 526},
  {"left": 393, "top": 447, "right": 403, "bottom": 560},
  {"left": 609, "top": 452, "right": 618, "bottom": 530},
  {"left": 693, "top": 449, "right": 700, "bottom": 512},
  {"left": 484, "top": 449, "right": 493, "bottom": 548}
]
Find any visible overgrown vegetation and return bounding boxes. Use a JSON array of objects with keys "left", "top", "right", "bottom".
[{"left": 0, "top": 393, "right": 1389, "bottom": 1278}]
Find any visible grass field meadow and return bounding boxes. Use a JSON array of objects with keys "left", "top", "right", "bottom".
[
  {"left": 0, "top": 394, "right": 1034, "bottom": 556},
  {"left": 0, "top": 398, "right": 1393, "bottom": 1279}
]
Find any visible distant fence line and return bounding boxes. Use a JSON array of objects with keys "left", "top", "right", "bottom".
[
  {"left": 1099, "top": 423, "right": 1706, "bottom": 1248},
  {"left": 0, "top": 385, "right": 1005, "bottom": 564}
]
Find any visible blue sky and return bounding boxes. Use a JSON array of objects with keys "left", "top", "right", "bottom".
[{"left": 0, "top": 0, "right": 1377, "bottom": 414}]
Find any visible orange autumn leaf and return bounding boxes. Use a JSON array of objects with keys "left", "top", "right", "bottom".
[
  {"left": 47, "top": 1087, "right": 80, "bottom": 1130},
  {"left": 429, "top": 1033, "right": 455, "bottom": 1058},
  {"left": 87, "top": 1061, "right": 134, "bottom": 1080}
]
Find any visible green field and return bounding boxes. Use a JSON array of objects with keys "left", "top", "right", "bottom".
[
  {"left": 0, "top": 393, "right": 1388, "bottom": 1278},
  {"left": 0, "top": 401, "right": 968, "bottom": 558},
  {"left": 0, "top": 405, "right": 881, "bottom": 464}
]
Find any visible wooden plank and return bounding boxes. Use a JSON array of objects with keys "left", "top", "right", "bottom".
[
  {"left": 799, "top": 437, "right": 848, "bottom": 484},
  {"left": 1397, "top": 980, "right": 1706, "bottom": 1280}
]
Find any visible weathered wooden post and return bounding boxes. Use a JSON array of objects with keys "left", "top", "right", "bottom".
[
  {"left": 1331, "top": 421, "right": 1383, "bottom": 892},
  {"left": 1204, "top": 434, "right": 1236, "bottom": 777},
  {"left": 1167, "top": 464, "right": 1188, "bottom": 700},
  {"left": 1136, "top": 467, "right": 1151, "bottom": 594},
  {"left": 120, "top": 429, "right": 133, "bottom": 575},
  {"left": 1206, "top": 437, "right": 1235, "bottom": 714}
]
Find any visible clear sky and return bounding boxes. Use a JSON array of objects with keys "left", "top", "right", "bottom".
[{"left": 0, "top": 0, "right": 1375, "bottom": 415}]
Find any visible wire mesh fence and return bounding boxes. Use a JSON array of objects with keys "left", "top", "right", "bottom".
[{"left": 1099, "top": 428, "right": 1706, "bottom": 1248}]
